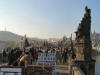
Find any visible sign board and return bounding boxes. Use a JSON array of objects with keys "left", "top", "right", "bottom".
[
  {"left": 0, "top": 67, "right": 24, "bottom": 75},
  {"left": 37, "top": 53, "right": 56, "bottom": 75}
]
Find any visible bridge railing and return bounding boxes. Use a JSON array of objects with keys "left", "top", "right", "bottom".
[{"left": 71, "top": 63, "right": 85, "bottom": 75}]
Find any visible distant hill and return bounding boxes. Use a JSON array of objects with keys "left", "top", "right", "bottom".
[
  {"left": 0, "top": 31, "right": 22, "bottom": 42},
  {"left": 0, "top": 31, "right": 45, "bottom": 52},
  {"left": 0, "top": 40, "right": 16, "bottom": 52},
  {"left": 0, "top": 31, "right": 44, "bottom": 42}
]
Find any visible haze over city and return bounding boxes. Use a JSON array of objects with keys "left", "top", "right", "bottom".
[
  {"left": 0, "top": 0, "right": 100, "bottom": 75},
  {"left": 0, "top": 0, "right": 100, "bottom": 39}
]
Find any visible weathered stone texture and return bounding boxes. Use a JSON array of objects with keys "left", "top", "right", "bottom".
[
  {"left": 75, "top": 6, "right": 92, "bottom": 61},
  {"left": 73, "top": 6, "right": 95, "bottom": 75}
]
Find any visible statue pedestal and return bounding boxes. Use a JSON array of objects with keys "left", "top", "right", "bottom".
[{"left": 72, "top": 60, "right": 95, "bottom": 75}]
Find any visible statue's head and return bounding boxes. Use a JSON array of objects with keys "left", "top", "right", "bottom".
[{"left": 85, "top": 6, "right": 91, "bottom": 14}]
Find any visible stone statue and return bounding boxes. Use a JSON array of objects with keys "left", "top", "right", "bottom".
[
  {"left": 72, "top": 6, "right": 95, "bottom": 75},
  {"left": 75, "top": 6, "right": 91, "bottom": 42}
]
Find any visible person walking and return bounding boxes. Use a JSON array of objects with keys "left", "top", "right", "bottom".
[{"left": 2, "top": 49, "right": 7, "bottom": 63}]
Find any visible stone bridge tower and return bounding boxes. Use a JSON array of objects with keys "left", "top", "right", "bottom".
[{"left": 73, "top": 6, "right": 95, "bottom": 75}]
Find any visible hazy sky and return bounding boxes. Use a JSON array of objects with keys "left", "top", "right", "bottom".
[{"left": 0, "top": 0, "right": 99, "bottom": 39}]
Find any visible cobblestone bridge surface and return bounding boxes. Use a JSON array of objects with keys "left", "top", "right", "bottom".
[{"left": 56, "top": 65, "right": 70, "bottom": 75}]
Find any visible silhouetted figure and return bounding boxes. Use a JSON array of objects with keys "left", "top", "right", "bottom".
[
  {"left": 8, "top": 48, "right": 22, "bottom": 66},
  {"left": 62, "top": 49, "right": 68, "bottom": 64},
  {"left": 2, "top": 49, "right": 7, "bottom": 62},
  {"left": 33, "top": 49, "right": 37, "bottom": 62}
]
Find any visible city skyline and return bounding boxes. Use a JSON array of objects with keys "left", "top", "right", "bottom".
[{"left": 0, "top": 0, "right": 99, "bottom": 39}]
